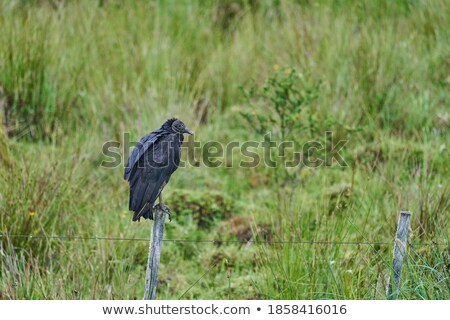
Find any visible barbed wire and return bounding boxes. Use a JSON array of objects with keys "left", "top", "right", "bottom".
[{"left": 0, "top": 233, "right": 448, "bottom": 246}]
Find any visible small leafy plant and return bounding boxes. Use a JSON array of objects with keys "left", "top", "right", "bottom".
[{"left": 240, "top": 68, "right": 323, "bottom": 192}]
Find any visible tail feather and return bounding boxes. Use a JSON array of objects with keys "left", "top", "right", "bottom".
[{"left": 132, "top": 203, "right": 153, "bottom": 222}]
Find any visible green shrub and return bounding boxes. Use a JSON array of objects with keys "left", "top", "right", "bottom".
[{"left": 166, "top": 189, "right": 234, "bottom": 229}]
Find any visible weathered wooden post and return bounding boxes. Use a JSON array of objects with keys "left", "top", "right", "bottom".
[
  {"left": 387, "top": 211, "right": 411, "bottom": 299},
  {"left": 144, "top": 206, "right": 167, "bottom": 300}
]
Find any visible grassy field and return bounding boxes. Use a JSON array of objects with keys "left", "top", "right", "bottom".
[{"left": 0, "top": 0, "right": 449, "bottom": 299}]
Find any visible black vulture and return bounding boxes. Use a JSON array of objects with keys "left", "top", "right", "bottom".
[{"left": 124, "top": 118, "right": 193, "bottom": 221}]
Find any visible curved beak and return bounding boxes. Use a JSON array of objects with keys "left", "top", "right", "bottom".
[{"left": 184, "top": 127, "right": 194, "bottom": 135}]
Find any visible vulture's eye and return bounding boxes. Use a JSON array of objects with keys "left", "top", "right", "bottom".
[{"left": 172, "top": 121, "right": 184, "bottom": 132}]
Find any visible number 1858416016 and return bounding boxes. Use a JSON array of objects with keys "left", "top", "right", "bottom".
[{"left": 268, "top": 304, "right": 347, "bottom": 315}]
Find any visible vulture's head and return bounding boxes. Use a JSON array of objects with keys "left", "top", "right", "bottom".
[{"left": 164, "top": 118, "right": 193, "bottom": 135}]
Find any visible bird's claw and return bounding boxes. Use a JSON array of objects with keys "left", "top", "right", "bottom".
[
  {"left": 162, "top": 205, "right": 172, "bottom": 222},
  {"left": 154, "top": 203, "right": 172, "bottom": 221}
]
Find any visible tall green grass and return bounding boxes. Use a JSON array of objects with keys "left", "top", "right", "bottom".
[{"left": 0, "top": 0, "right": 449, "bottom": 299}]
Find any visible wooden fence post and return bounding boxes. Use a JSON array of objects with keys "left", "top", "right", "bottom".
[
  {"left": 144, "top": 206, "right": 167, "bottom": 300},
  {"left": 387, "top": 211, "right": 411, "bottom": 299}
]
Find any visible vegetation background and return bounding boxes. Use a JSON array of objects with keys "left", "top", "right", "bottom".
[{"left": 0, "top": 0, "right": 449, "bottom": 299}]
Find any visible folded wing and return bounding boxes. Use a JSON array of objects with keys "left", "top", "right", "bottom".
[{"left": 125, "top": 133, "right": 181, "bottom": 221}]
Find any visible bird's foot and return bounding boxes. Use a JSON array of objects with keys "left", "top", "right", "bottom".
[{"left": 154, "top": 203, "right": 172, "bottom": 221}]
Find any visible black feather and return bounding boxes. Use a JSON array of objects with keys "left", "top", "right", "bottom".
[{"left": 124, "top": 119, "right": 186, "bottom": 221}]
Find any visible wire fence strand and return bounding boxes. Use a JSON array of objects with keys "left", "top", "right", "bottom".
[{"left": 0, "top": 233, "right": 448, "bottom": 246}]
